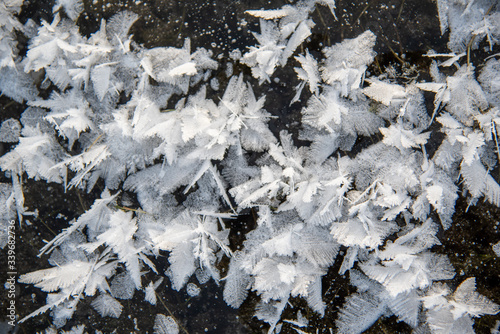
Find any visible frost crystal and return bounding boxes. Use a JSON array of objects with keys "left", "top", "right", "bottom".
[{"left": 1, "top": 0, "right": 499, "bottom": 333}]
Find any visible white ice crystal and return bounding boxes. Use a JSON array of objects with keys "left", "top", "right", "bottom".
[{"left": 1, "top": 0, "right": 499, "bottom": 333}]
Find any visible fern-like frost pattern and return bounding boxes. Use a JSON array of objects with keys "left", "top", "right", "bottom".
[{"left": 0, "top": 0, "right": 499, "bottom": 333}]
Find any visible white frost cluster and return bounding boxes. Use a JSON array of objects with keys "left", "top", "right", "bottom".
[{"left": 0, "top": 0, "right": 499, "bottom": 333}]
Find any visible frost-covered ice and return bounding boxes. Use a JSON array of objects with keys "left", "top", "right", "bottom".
[{"left": 1, "top": 0, "right": 500, "bottom": 333}]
